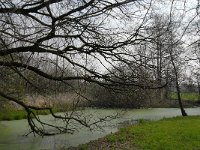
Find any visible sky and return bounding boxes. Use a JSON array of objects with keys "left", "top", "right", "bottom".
[{"left": 1, "top": 0, "right": 199, "bottom": 79}]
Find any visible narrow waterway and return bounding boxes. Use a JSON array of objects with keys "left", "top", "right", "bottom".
[{"left": 0, "top": 107, "right": 200, "bottom": 150}]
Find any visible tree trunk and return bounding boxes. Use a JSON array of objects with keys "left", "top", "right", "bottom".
[
  {"left": 197, "top": 81, "right": 200, "bottom": 102},
  {"left": 171, "top": 60, "right": 187, "bottom": 116},
  {"left": 175, "top": 76, "right": 187, "bottom": 116},
  {"left": 164, "top": 86, "right": 169, "bottom": 100},
  {"left": 168, "top": 26, "right": 187, "bottom": 116}
]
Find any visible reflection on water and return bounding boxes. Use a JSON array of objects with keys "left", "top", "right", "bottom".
[{"left": 0, "top": 107, "right": 200, "bottom": 150}]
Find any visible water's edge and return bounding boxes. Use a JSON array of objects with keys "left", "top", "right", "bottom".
[{"left": 0, "top": 108, "right": 200, "bottom": 150}]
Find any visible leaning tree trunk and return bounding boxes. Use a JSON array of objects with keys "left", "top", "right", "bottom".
[
  {"left": 171, "top": 60, "right": 187, "bottom": 116},
  {"left": 174, "top": 74, "right": 187, "bottom": 116},
  {"left": 197, "top": 81, "right": 200, "bottom": 103}
]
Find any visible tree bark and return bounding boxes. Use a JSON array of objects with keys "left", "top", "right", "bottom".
[
  {"left": 197, "top": 81, "right": 200, "bottom": 102},
  {"left": 175, "top": 75, "right": 187, "bottom": 116},
  {"left": 171, "top": 60, "right": 187, "bottom": 116}
]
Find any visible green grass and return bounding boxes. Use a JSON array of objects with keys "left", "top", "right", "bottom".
[
  {"left": 169, "top": 91, "right": 199, "bottom": 101},
  {"left": 0, "top": 106, "right": 78, "bottom": 121},
  {"left": 106, "top": 116, "right": 200, "bottom": 150},
  {"left": 0, "top": 109, "right": 59, "bottom": 121},
  {"left": 0, "top": 110, "right": 27, "bottom": 121}
]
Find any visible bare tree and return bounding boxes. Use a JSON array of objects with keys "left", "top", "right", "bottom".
[
  {"left": 0, "top": 0, "right": 159, "bottom": 136},
  {"left": 167, "top": 23, "right": 188, "bottom": 116},
  {"left": 145, "top": 14, "right": 173, "bottom": 101},
  {"left": 136, "top": 11, "right": 188, "bottom": 116}
]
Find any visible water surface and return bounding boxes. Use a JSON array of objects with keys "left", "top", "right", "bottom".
[{"left": 0, "top": 108, "right": 200, "bottom": 150}]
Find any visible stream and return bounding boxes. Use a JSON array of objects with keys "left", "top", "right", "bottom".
[{"left": 0, "top": 107, "right": 200, "bottom": 150}]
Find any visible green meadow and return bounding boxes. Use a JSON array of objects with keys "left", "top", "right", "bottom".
[
  {"left": 75, "top": 116, "right": 200, "bottom": 150},
  {"left": 169, "top": 92, "right": 199, "bottom": 101}
]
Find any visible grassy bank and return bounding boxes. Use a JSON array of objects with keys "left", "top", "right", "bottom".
[
  {"left": 0, "top": 109, "right": 58, "bottom": 121},
  {"left": 70, "top": 116, "right": 200, "bottom": 150},
  {"left": 169, "top": 91, "right": 199, "bottom": 101}
]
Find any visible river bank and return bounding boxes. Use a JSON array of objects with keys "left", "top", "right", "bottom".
[
  {"left": 0, "top": 99, "right": 199, "bottom": 121},
  {"left": 67, "top": 116, "right": 200, "bottom": 150},
  {"left": 0, "top": 108, "right": 61, "bottom": 121}
]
